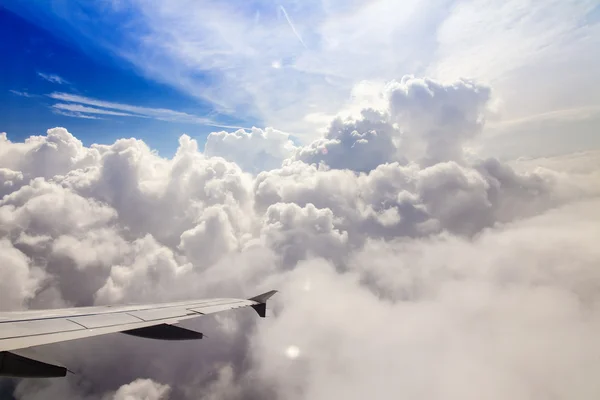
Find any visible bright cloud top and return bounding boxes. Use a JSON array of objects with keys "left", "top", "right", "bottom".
[{"left": 1, "top": 75, "right": 600, "bottom": 399}]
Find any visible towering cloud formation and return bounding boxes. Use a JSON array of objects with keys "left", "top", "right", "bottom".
[
  {"left": 1, "top": 76, "right": 599, "bottom": 400},
  {"left": 294, "top": 76, "right": 492, "bottom": 172},
  {"left": 387, "top": 76, "right": 491, "bottom": 165}
]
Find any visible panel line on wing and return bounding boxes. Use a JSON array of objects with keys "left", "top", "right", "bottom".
[
  {"left": 0, "top": 307, "right": 226, "bottom": 341},
  {"left": 0, "top": 312, "right": 121, "bottom": 325},
  {"left": 125, "top": 313, "right": 147, "bottom": 322},
  {"left": 66, "top": 319, "right": 88, "bottom": 329},
  {"left": 0, "top": 300, "right": 240, "bottom": 324}
]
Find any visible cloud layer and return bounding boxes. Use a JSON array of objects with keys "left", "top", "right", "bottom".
[{"left": 1, "top": 75, "right": 599, "bottom": 400}]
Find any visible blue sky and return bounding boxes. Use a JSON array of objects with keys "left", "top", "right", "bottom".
[
  {"left": 0, "top": 2, "right": 254, "bottom": 155},
  {"left": 1, "top": 0, "right": 599, "bottom": 158}
]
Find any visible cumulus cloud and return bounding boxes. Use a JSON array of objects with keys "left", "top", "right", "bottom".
[
  {"left": 0, "top": 240, "right": 46, "bottom": 311},
  {"left": 111, "top": 379, "right": 170, "bottom": 400},
  {"left": 294, "top": 109, "right": 400, "bottom": 172},
  {"left": 260, "top": 203, "right": 348, "bottom": 268},
  {"left": 1, "top": 75, "right": 600, "bottom": 400},
  {"left": 293, "top": 76, "right": 492, "bottom": 171},
  {"left": 387, "top": 76, "right": 492, "bottom": 166},
  {"left": 204, "top": 127, "right": 297, "bottom": 173},
  {"left": 12, "top": 377, "right": 169, "bottom": 400}
]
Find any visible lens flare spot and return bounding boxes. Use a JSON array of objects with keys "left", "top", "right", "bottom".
[
  {"left": 285, "top": 345, "right": 300, "bottom": 359},
  {"left": 303, "top": 280, "right": 312, "bottom": 291}
]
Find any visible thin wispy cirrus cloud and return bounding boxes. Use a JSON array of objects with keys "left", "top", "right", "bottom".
[
  {"left": 36, "top": 0, "right": 599, "bottom": 145},
  {"left": 46, "top": 92, "right": 246, "bottom": 129},
  {"left": 52, "top": 109, "right": 102, "bottom": 119},
  {"left": 52, "top": 103, "right": 138, "bottom": 117},
  {"left": 9, "top": 90, "right": 34, "bottom": 98},
  {"left": 37, "top": 72, "right": 70, "bottom": 85}
]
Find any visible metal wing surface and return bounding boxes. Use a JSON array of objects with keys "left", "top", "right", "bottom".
[{"left": 0, "top": 290, "right": 277, "bottom": 377}]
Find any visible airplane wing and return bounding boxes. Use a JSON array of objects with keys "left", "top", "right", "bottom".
[{"left": 0, "top": 290, "right": 277, "bottom": 378}]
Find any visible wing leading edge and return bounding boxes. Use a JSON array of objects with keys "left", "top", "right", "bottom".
[{"left": 0, "top": 290, "right": 277, "bottom": 378}]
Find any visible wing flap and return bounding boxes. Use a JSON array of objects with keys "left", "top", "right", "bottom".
[{"left": 128, "top": 308, "right": 198, "bottom": 322}]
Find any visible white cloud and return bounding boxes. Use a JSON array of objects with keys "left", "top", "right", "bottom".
[
  {"left": 510, "top": 150, "right": 600, "bottom": 175},
  {"left": 477, "top": 106, "right": 600, "bottom": 159},
  {"left": 293, "top": 109, "right": 399, "bottom": 172},
  {"left": 12, "top": 377, "right": 170, "bottom": 400},
  {"left": 253, "top": 201, "right": 600, "bottom": 400},
  {"left": 3, "top": 75, "right": 600, "bottom": 400},
  {"left": 430, "top": 0, "right": 600, "bottom": 141},
  {"left": 261, "top": 202, "right": 349, "bottom": 267},
  {"left": 431, "top": 0, "right": 599, "bottom": 86},
  {"left": 292, "top": 76, "right": 493, "bottom": 171},
  {"left": 111, "top": 379, "right": 170, "bottom": 400},
  {"left": 37, "top": 72, "right": 69, "bottom": 85},
  {"left": 204, "top": 127, "right": 297, "bottom": 173},
  {"left": 0, "top": 239, "right": 47, "bottom": 311}
]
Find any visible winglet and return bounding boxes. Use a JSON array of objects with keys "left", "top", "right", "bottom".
[{"left": 248, "top": 290, "right": 278, "bottom": 318}]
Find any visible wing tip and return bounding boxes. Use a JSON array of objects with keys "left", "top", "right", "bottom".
[
  {"left": 248, "top": 290, "right": 278, "bottom": 304},
  {"left": 248, "top": 290, "right": 278, "bottom": 318}
]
